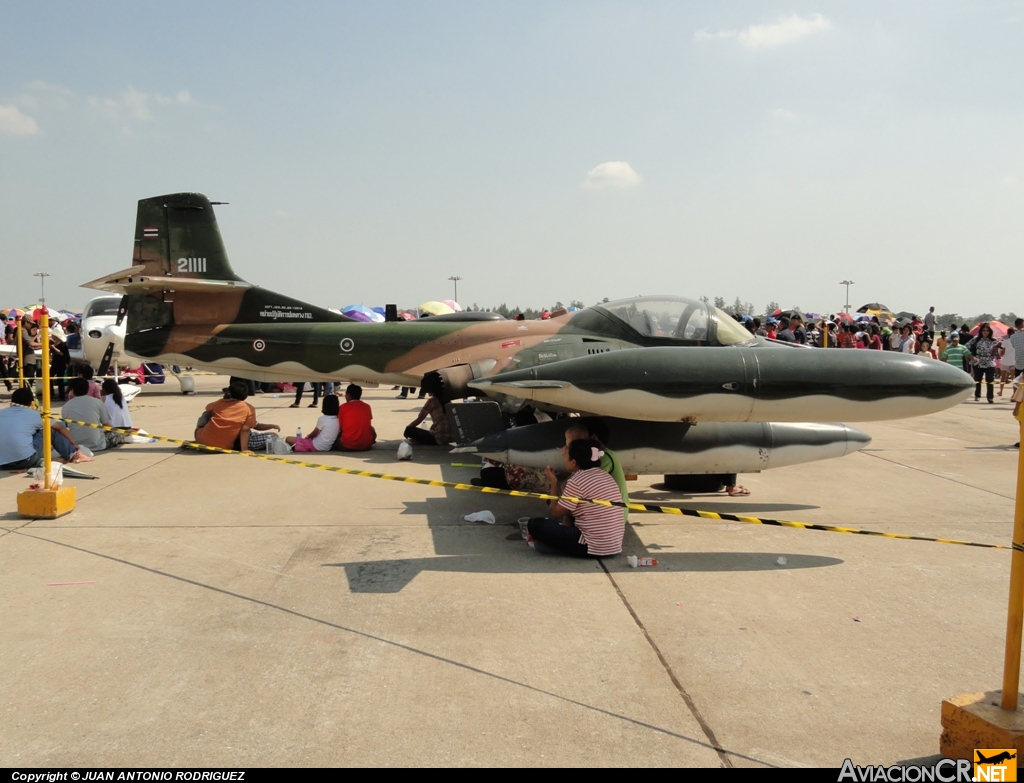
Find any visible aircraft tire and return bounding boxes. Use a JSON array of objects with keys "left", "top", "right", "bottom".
[{"left": 662, "top": 474, "right": 730, "bottom": 493}]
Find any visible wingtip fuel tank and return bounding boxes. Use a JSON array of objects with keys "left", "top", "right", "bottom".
[
  {"left": 454, "top": 418, "right": 873, "bottom": 476},
  {"left": 469, "top": 346, "right": 974, "bottom": 423}
]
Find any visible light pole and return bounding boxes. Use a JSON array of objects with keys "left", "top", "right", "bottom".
[
  {"left": 448, "top": 276, "right": 462, "bottom": 303},
  {"left": 839, "top": 280, "right": 855, "bottom": 314},
  {"left": 34, "top": 271, "right": 51, "bottom": 304}
]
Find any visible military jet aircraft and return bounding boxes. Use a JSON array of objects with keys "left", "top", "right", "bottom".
[{"left": 82, "top": 192, "right": 973, "bottom": 484}]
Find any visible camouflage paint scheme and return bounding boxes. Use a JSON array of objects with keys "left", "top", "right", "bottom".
[{"left": 84, "top": 193, "right": 973, "bottom": 426}]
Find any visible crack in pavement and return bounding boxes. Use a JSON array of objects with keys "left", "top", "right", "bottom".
[
  {"left": 598, "top": 559, "right": 737, "bottom": 767},
  {"left": 858, "top": 450, "right": 1015, "bottom": 501}
]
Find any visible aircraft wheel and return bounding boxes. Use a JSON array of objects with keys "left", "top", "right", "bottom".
[{"left": 662, "top": 474, "right": 730, "bottom": 493}]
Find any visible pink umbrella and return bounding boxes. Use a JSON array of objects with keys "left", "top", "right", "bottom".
[{"left": 971, "top": 321, "right": 1009, "bottom": 338}]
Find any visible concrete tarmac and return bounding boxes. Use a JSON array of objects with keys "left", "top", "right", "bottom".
[{"left": 1, "top": 377, "right": 1019, "bottom": 767}]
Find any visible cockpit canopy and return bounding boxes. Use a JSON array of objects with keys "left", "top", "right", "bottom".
[
  {"left": 591, "top": 296, "right": 754, "bottom": 346},
  {"left": 83, "top": 297, "right": 123, "bottom": 320}
]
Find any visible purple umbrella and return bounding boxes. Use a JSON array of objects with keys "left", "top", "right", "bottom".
[{"left": 342, "top": 309, "right": 374, "bottom": 322}]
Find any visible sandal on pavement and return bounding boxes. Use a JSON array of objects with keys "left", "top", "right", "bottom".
[{"left": 727, "top": 485, "right": 751, "bottom": 496}]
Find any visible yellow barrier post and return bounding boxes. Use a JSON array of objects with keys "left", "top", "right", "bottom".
[
  {"left": 40, "top": 312, "right": 52, "bottom": 488},
  {"left": 16, "top": 318, "right": 25, "bottom": 388},
  {"left": 1002, "top": 418, "right": 1024, "bottom": 710},
  {"left": 17, "top": 306, "right": 75, "bottom": 519},
  {"left": 940, "top": 417, "right": 1024, "bottom": 758}
]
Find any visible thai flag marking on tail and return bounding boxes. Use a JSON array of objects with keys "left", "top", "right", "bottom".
[{"left": 143, "top": 227, "right": 159, "bottom": 238}]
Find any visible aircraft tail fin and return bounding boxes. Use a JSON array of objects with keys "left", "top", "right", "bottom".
[
  {"left": 134, "top": 192, "right": 243, "bottom": 283},
  {"left": 83, "top": 192, "right": 354, "bottom": 326}
]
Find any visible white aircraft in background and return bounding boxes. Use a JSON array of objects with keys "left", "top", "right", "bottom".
[
  {"left": 0, "top": 296, "right": 195, "bottom": 395},
  {"left": 74, "top": 295, "right": 195, "bottom": 394}
]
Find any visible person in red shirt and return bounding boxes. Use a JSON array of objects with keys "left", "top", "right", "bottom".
[{"left": 336, "top": 384, "right": 376, "bottom": 451}]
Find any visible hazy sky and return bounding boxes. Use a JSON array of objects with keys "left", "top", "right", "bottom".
[{"left": 1, "top": 1, "right": 1022, "bottom": 316}]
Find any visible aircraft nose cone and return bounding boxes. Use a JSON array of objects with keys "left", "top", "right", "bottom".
[{"left": 843, "top": 425, "right": 872, "bottom": 455}]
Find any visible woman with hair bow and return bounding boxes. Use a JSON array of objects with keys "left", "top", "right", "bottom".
[{"left": 526, "top": 439, "right": 626, "bottom": 558}]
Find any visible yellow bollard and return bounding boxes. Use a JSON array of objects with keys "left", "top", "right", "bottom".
[
  {"left": 940, "top": 419, "right": 1024, "bottom": 757},
  {"left": 16, "top": 318, "right": 25, "bottom": 389},
  {"left": 17, "top": 306, "right": 75, "bottom": 519},
  {"left": 40, "top": 312, "right": 52, "bottom": 489},
  {"left": 1002, "top": 418, "right": 1024, "bottom": 710}
]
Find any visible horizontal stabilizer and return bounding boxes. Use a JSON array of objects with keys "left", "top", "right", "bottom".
[{"left": 83, "top": 266, "right": 252, "bottom": 295}]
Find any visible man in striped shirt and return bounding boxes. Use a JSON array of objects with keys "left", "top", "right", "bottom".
[{"left": 940, "top": 333, "right": 972, "bottom": 374}]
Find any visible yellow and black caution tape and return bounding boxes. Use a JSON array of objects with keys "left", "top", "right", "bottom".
[{"left": 53, "top": 416, "right": 1020, "bottom": 552}]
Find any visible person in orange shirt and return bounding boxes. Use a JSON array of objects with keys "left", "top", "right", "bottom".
[
  {"left": 336, "top": 384, "right": 376, "bottom": 451},
  {"left": 195, "top": 381, "right": 258, "bottom": 452}
]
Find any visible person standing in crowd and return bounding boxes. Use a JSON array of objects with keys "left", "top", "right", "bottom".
[
  {"left": 775, "top": 318, "right": 796, "bottom": 343},
  {"left": 940, "top": 332, "right": 972, "bottom": 373},
  {"left": 49, "top": 323, "right": 70, "bottom": 402},
  {"left": 0, "top": 322, "right": 11, "bottom": 392},
  {"left": 20, "top": 316, "right": 40, "bottom": 389},
  {"left": 966, "top": 322, "right": 1000, "bottom": 403},
  {"left": 1010, "top": 319, "right": 1024, "bottom": 381},
  {"left": 923, "top": 307, "right": 936, "bottom": 339},
  {"left": 867, "top": 325, "right": 883, "bottom": 350},
  {"left": 916, "top": 338, "right": 937, "bottom": 359},
  {"left": 895, "top": 324, "right": 916, "bottom": 354},
  {"left": 837, "top": 323, "right": 856, "bottom": 348},
  {"left": 999, "top": 327, "right": 1016, "bottom": 397},
  {"left": 290, "top": 381, "right": 323, "bottom": 409},
  {"left": 791, "top": 315, "right": 807, "bottom": 345}
]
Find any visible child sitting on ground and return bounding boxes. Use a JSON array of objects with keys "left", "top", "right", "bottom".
[{"left": 286, "top": 394, "right": 340, "bottom": 452}]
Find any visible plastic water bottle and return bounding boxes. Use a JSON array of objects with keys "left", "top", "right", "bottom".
[
  {"left": 296, "top": 426, "right": 302, "bottom": 440},
  {"left": 627, "top": 555, "right": 658, "bottom": 567}
]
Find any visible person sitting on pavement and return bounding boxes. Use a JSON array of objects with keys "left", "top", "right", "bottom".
[
  {"left": 0, "top": 387, "right": 89, "bottom": 470},
  {"left": 62, "top": 377, "right": 125, "bottom": 453},
  {"left": 336, "top": 384, "right": 376, "bottom": 451},
  {"left": 101, "top": 378, "right": 133, "bottom": 429},
  {"left": 404, "top": 384, "right": 451, "bottom": 446},
  {"left": 525, "top": 438, "right": 626, "bottom": 558},
  {"left": 67, "top": 365, "right": 102, "bottom": 401},
  {"left": 194, "top": 381, "right": 271, "bottom": 453},
  {"left": 287, "top": 394, "right": 341, "bottom": 452},
  {"left": 563, "top": 418, "right": 631, "bottom": 517}
]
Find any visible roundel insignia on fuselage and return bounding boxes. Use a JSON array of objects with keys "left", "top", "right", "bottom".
[
  {"left": 253, "top": 339, "right": 266, "bottom": 352},
  {"left": 340, "top": 338, "right": 355, "bottom": 353}
]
